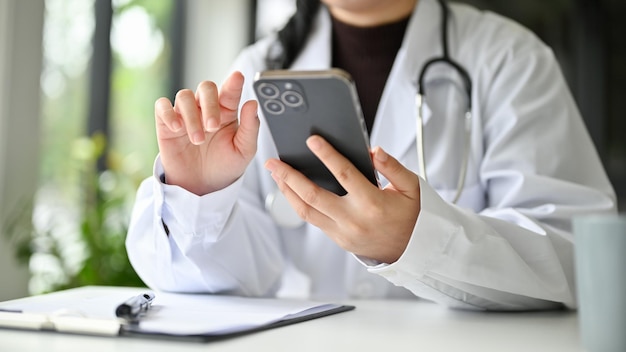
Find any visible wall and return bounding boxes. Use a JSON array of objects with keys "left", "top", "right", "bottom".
[
  {"left": 182, "top": 0, "right": 251, "bottom": 88},
  {"left": 0, "top": 0, "right": 45, "bottom": 300}
]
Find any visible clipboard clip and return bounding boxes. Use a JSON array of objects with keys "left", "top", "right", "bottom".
[{"left": 115, "top": 292, "right": 155, "bottom": 323}]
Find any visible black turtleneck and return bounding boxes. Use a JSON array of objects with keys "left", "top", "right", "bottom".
[{"left": 331, "top": 15, "right": 410, "bottom": 135}]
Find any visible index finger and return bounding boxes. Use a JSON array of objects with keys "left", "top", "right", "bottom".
[
  {"left": 306, "top": 135, "right": 377, "bottom": 195},
  {"left": 218, "top": 71, "right": 246, "bottom": 126},
  {"left": 195, "top": 80, "right": 220, "bottom": 132}
]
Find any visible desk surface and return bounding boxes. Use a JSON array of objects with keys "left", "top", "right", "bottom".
[{"left": 0, "top": 298, "right": 582, "bottom": 352}]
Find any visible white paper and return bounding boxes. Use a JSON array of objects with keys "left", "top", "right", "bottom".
[
  {"left": 0, "top": 286, "right": 342, "bottom": 336},
  {"left": 138, "top": 292, "right": 339, "bottom": 335}
]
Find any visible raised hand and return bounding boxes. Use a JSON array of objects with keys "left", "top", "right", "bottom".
[{"left": 154, "top": 71, "right": 259, "bottom": 195}]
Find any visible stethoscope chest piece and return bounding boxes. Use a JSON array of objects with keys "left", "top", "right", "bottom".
[{"left": 265, "top": 190, "right": 305, "bottom": 229}]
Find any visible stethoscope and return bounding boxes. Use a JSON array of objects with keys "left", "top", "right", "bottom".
[
  {"left": 416, "top": 0, "right": 472, "bottom": 204},
  {"left": 266, "top": 0, "right": 473, "bottom": 228}
]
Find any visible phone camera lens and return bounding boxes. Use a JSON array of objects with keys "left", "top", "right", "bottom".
[
  {"left": 258, "top": 83, "right": 280, "bottom": 99},
  {"left": 264, "top": 99, "right": 285, "bottom": 115},
  {"left": 281, "top": 91, "right": 304, "bottom": 108}
]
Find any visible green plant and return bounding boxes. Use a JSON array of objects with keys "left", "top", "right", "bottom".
[{"left": 4, "top": 133, "right": 145, "bottom": 293}]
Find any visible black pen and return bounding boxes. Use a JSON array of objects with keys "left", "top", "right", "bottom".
[{"left": 115, "top": 292, "right": 155, "bottom": 322}]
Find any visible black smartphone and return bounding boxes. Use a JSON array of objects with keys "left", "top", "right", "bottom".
[{"left": 253, "top": 68, "right": 378, "bottom": 196}]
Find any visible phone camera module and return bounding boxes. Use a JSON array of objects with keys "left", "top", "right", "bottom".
[
  {"left": 281, "top": 91, "right": 304, "bottom": 108},
  {"left": 264, "top": 99, "right": 285, "bottom": 115},
  {"left": 258, "top": 83, "right": 280, "bottom": 99}
]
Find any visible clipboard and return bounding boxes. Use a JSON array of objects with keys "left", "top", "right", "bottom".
[{"left": 0, "top": 286, "right": 354, "bottom": 342}]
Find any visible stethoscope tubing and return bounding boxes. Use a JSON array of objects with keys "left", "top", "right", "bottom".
[{"left": 416, "top": 0, "right": 473, "bottom": 204}]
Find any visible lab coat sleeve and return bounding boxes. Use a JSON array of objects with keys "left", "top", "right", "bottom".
[
  {"left": 126, "top": 155, "right": 284, "bottom": 296},
  {"left": 366, "top": 27, "right": 616, "bottom": 310}
]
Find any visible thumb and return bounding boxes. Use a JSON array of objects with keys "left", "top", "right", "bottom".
[
  {"left": 372, "top": 146, "right": 420, "bottom": 198},
  {"left": 234, "top": 99, "right": 260, "bottom": 159}
]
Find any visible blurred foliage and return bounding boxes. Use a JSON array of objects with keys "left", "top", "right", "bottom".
[
  {"left": 65, "top": 133, "right": 145, "bottom": 289},
  {"left": 4, "top": 133, "right": 146, "bottom": 292}
]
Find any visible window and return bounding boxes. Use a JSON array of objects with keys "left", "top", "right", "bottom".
[{"left": 31, "top": 0, "right": 179, "bottom": 293}]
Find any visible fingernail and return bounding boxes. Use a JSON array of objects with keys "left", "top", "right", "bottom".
[
  {"left": 264, "top": 159, "right": 276, "bottom": 172},
  {"left": 171, "top": 119, "right": 182, "bottom": 131},
  {"left": 205, "top": 119, "right": 218, "bottom": 132},
  {"left": 307, "top": 136, "right": 322, "bottom": 151},
  {"left": 374, "top": 147, "right": 388, "bottom": 162},
  {"left": 192, "top": 131, "right": 205, "bottom": 145}
]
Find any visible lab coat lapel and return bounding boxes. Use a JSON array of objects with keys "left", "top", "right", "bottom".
[
  {"left": 370, "top": 0, "right": 442, "bottom": 160},
  {"left": 290, "top": 7, "right": 332, "bottom": 70}
]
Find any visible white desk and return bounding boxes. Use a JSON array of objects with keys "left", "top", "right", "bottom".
[{"left": 0, "top": 298, "right": 582, "bottom": 352}]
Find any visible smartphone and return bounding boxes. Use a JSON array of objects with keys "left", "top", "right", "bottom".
[{"left": 253, "top": 68, "right": 378, "bottom": 196}]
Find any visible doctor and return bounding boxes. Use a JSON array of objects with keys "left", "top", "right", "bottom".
[{"left": 127, "top": 0, "right": 616, "bottom": 310}]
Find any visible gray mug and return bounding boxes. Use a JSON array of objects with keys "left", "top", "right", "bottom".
[{"left": 573, "top": 214, "right": 626, "bottom": 352}]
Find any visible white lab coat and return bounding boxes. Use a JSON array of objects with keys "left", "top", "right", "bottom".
[{"left": 126, "top": 0, "right": 616, "bottom": 310}]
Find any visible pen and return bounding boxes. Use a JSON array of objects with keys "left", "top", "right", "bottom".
[
  {"left": 115, "top": 292, "right": 155, "bottom": 322},
  {"left": 0, "top": 308, "right": 22, "bottom": 313}
]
